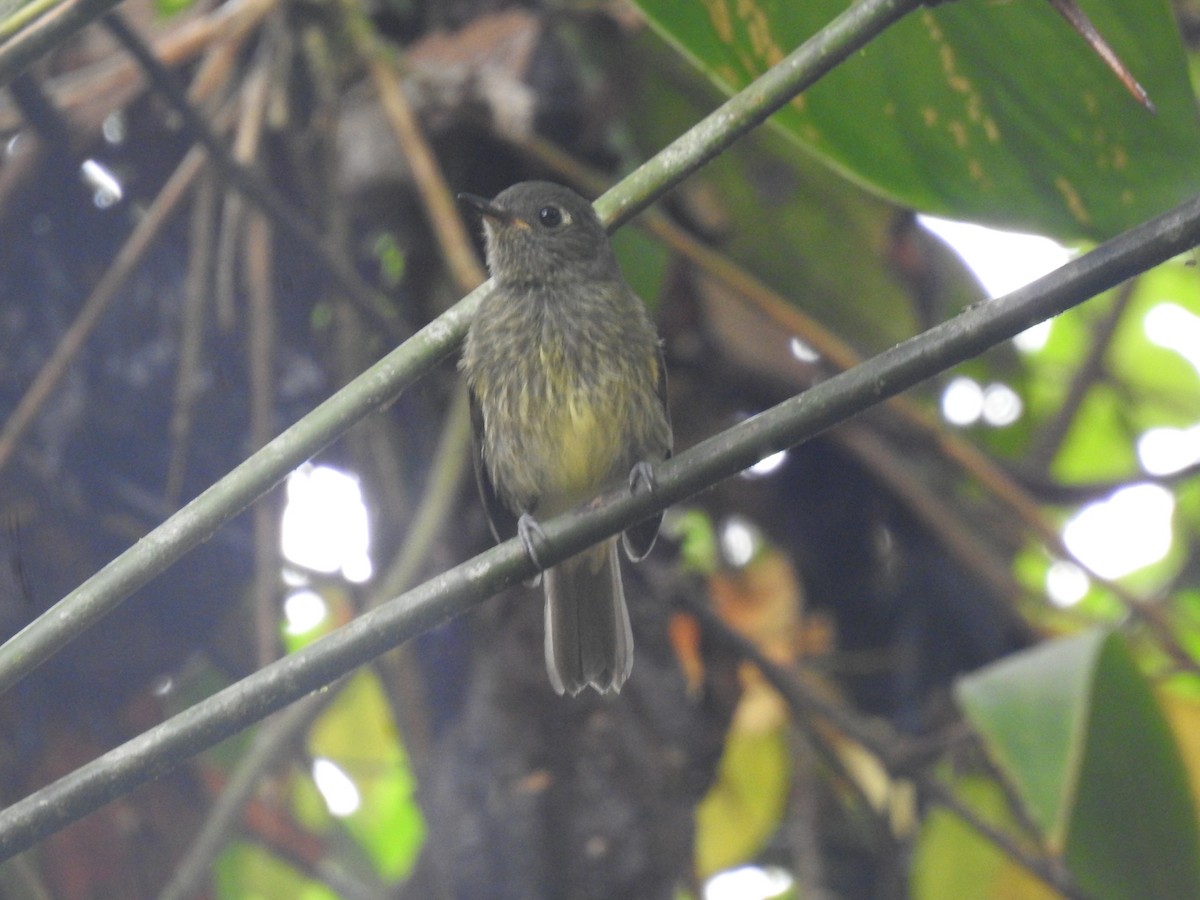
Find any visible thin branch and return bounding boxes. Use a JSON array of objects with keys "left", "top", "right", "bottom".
[
  {"left": 0, "top": 0, "right": 125, "bottom": 87},
  {"left": 100, "top": 13, "right": 405, "bottom": 340},
  {"left": 1024, "top": 279, "right": 1136, "bottom": 473},
  {"left": 165, "top": 174, "right": 218, "bottom": 507},
  {"left": 916, "top": 774, "right": 1089, "bottom": 898},
  {"left": 2, "top": 183, "right": 1200, "bottom": 859},
  {"left": 682, "top": 588, "right": 1089, "bottom": 899},
  {"left": 373, "top": 384, "right": 473, "bottom": 603},
  {"left": 0, "top": 0, "right": 926, "bottom": 697},
  {"left": 247, "top": 210, "right": 281, "bottom": 668},
  {"left": 0, "top": 0, "right": 276, "bottom": 134},
  {"left": 236, "top": 58, "right": 281, "bottom": 669},
  {"left": 679, "top": 592, "right": 897, "bottom": 848},
  {"left": 155, "top": 687, "right": 341, "bottom": 900},
  {"left": 346, "top": 5, "right": 486, "bottom": 293},
  {"left": 1047, "top": 0, "right": 1154, "bottom": 113},
  {"left": 162, "top": 393, "right": 468, "bottom": 894},
  {"left": 528, "top": 138, "right": 1200, "bottom": 672},
  {"left": 0, "top": 137, "right": 209, "bottom": 473},
  {"left": 0, "top": 0, "right": 70, "bottom": 44}
]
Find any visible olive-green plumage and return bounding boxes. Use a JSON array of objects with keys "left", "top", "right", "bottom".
[{"left": 459, "top": 181, "right": 672, "bottom": 695}]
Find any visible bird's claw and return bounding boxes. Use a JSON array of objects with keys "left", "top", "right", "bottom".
[
  {"left": 628, "top": 460, "right": 658, "bottom": 497},
  {"left": 517, "top": 513, "right": 550, "bottom": 587}
]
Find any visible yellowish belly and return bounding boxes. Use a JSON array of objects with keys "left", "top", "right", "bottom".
[{"left": 550, "top": 396, "right": 621, "bottom": 502}]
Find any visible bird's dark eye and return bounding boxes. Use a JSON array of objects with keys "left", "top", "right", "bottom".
[{"left": 537, "top": 206, "right": 563, "bottom": 228}]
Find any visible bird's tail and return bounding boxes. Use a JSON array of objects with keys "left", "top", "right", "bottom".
[{"left": 543, "top": 538, "right": 633, "bottom": 695}]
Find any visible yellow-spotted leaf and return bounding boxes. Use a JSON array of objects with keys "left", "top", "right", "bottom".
[{"left": 632, "top": 0, "right": 1200, "bottom": 241}]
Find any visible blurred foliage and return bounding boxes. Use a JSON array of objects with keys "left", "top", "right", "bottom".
[
  {"left": 956, "top": 629, "right": 1200, "bottom": 898},
  {"left": 216, "top": 842, "right": 339, "bottom": 900},
  {"left": 695, "top": 713, "right": 790, "bottom": 877},
  {"left": 630, "top": 0, "right": 1200, "bottom": 896},
  {"left": 298, "top": 669, "right": 424, "bottom": 880},
  {"left": 911, "top": 774, "right": 1060, "bottom": 900}
]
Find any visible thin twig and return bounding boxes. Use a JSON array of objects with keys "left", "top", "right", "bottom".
[
  {"left": 166, "top": 174, "right": 218, "bottom": 507},
  {"left": 1024, "top": 280, "right": 1136, "bottom": 473},
  {"left": 918, "top": 774, "right": 1090, "bottom": 899},
  {"left": 0, "top": 0, "right": 126, "bottom": 87},
  {"left": 373, "top": 385, "right": 473, "bottom": 603},
  {"left": 679, "top": 593, "right": 896, "bottom": 847},
  {"left": 155, "top": 687, "right": 342, "bottom": 900},
  {"left": 0, "top": 139, "right": 209, "bottom": 474},
  {"left": 100, "top": 13, "right": 405, "bottom": 340},
  {"left": 0, "top": 0, "right": 69, "bottom": 44},
  {"left": 347, "top": 8, "right": 486, "bottom": 293},
  {"left": 1047, "top": 0, "right": 1154, "bottom": 113},
  {"left": 684, "top": 591, "right": 1089, "bottom": 898},
  {"left": 163, "top": 391, "right": 468, "bottom": 893},
  {"left": 232, "top": 57, "right": 281, "bottom": 669},
  {"left": 0, "top": 0, "right": 275, "bottom": 134}
]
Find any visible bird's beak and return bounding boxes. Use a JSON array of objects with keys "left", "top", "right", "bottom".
[{"left": 458, "top": 193, "right": 517, "bottom": 225}]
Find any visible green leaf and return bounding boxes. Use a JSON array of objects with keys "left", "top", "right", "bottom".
[
  {"left": 910, "top": 773, "right": 1058, "bottom": 900},
  {"left": 632, "top": 0, "right": 1200, "bottom": 241},
  {"left": 1002, "top": 260, "right": 1200, "bottom": 483},
  {"left": 301, "top": 670, "right": 425, "bottom": 880},
  {"left": 627, "top": 39, "right": 987, "bottom": 350},
  {"left": 695, "top": 720, "right": 791, "bottom": 877},
  {"left": 611, "top": 223, "right": 672, "bottom": 312},
  {"left": 956, "top": 629, "right": 1200, "bottom": 899},
  {"left": 1051, "top": 383, "right": 1139, "bottom": 483},
  {"left": 1107, "top": 263, "right": 1200, "bottom": 429},
  {"left": 215, "top": 841, "right": 338, "bottom": 900},
  {"left": 154, "top": 0, "right": 199, "bottom": 17}
]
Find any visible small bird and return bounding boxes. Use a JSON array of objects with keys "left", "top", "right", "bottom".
[{"left": 459, "top": 181, "right": 672, "bottom": 695}]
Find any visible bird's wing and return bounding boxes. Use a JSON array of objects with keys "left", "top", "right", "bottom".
[
  {"left": 469, "top": 387, "right": 518, "bottom": 544},
  {"left": 622, "top": 341, "right": 671, "bottom": 562}
]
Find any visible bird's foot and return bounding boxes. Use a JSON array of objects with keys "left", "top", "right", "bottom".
[
  {"left": 517, "top": 513, "right": 550, "bottom": 587},
  {"left": 628, "top": 460, "right": 658, "bottom": 496},
  {"left": 622, "top": 461, "right": 662, "bottom": 562}
]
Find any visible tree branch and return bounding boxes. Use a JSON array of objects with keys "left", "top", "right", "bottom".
[
  {"left": 1, "top": 180, "right": 1199, "bottom": 860},
  {"left": 0, "top": 0, "right": 125, "bottom": 87},
  {"left": 0, "top": 0, "right": 926, "bottom": 697}
]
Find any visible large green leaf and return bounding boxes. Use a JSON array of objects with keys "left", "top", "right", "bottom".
[
  {"left": 633, "top": 0, "right": 1200, "bottom": 241},
  {"left": 956, "top": 629, "right": 1200, "bottom": 899},
  {"left": 626, "top": 38, "right": 988, "bottom": 349}
]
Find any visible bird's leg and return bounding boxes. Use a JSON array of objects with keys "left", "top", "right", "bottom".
[{"left": 517, "top": 513, "right": 551, "bottom": 586}]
